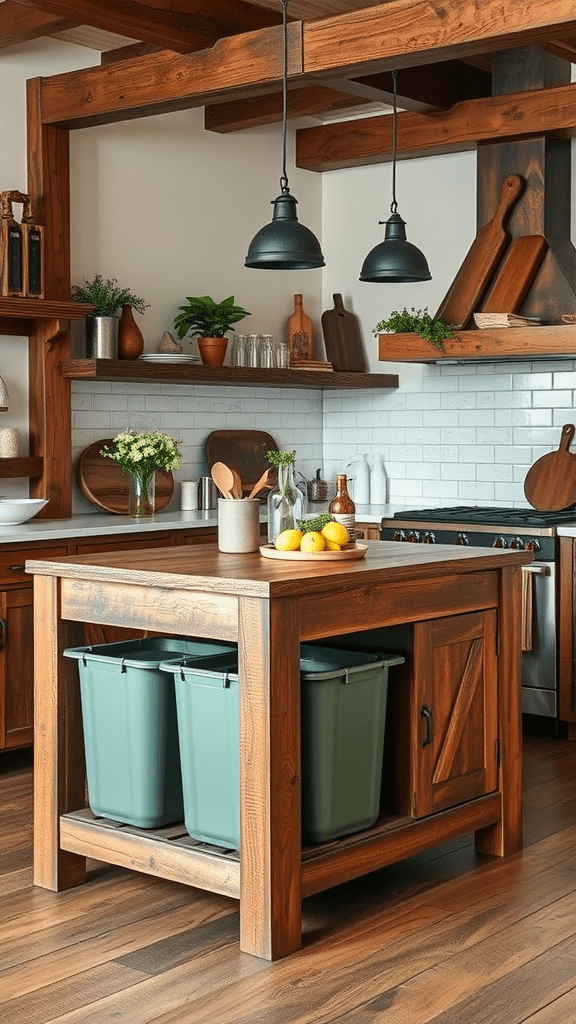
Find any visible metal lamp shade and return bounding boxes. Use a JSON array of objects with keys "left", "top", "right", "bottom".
[
  {"left": 245, "top": 191, "right": 325, "bottom": 270},
  {"left": 0, "top": 375, "right": 9, "bottom": 412},
  {"left": 360, "top": 212, "right": 432, "bottom": 283}
]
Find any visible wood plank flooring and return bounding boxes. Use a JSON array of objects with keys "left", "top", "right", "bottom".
[{"left": 1, "top": 729, "right": 576, "bottom": 1023}]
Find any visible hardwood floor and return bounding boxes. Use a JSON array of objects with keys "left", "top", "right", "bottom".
[{"left": 1, "top": 730, "right": 576, "bottom": 1023}]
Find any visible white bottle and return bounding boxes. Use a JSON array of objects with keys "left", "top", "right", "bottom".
[
  {"left": 346, "top": 456, "right": 370, "bottom": 505},
  {"left": 369, "top": 454, "right": 387, "bottom": 505}
]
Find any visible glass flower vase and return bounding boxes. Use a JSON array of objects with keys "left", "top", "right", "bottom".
[
  {"left": 267, "top": 463, "right": 304, "bottom": 544},
  {"left": 128, "top": 469, "right": 156, "bottom": 518}
]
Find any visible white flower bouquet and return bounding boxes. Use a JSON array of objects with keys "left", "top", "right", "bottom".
[{"left": 101, "top": 431, "right": 182, "bottom": 518}]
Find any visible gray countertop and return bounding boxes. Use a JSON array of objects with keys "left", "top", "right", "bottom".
[{"left": 0, "top": 504, "right": 393, "bottom": 545}]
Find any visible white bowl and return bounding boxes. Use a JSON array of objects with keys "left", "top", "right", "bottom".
[{"left": 0, "top": 498, "right": 48, "bottom": 525}]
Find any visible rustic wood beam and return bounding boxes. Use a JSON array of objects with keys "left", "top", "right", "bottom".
[
  {"left": 296, "top": 81, "right": 576, "bottom": 171},
  {"left": 0, "top": 0, "right": 75, "bottom": 47},
  {"left": 542, "top": 36, "right": 576, "bottom": 63},
  {"left": 304, "top": 0, "right": 576, "bottom": 78},
  {"left": 324, "top": 61, "right": 492, "bottom": 113},
  {"left": 205, "top": 85, "right": 375, "bottom": 133},
  {"left": 12, "top": 0, "right": 281, "bottom": 54},
  {"left": 100, "top": 42, "right": 162, "bottom": 66},
  {"left": 39, "top": 23, "right": 303, "bottom": 128}
]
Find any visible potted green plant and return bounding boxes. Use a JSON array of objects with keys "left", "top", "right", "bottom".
[
  {"left": 374, "top": 307, "right": 455, "bottom": 351},
  {"left": 173, "top": 295, "right": 250, "bottom": 365},
  {"left": 72, "top": 275, "right": 148, "bottom": 359}
]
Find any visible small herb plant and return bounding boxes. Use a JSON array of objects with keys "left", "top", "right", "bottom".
[
  {"left": 374, "top": 307, "right": 455, "bottom": 350},
  {"left": 297, "top": 511, "right": 333, "bottom": 533},
  {"left": 72, "top": 275, "right": 149, "bottom": 317},
  {"left": 101, "top": 430, "right": 182, "bottom": 475},
  {"left": 173, "top": 295, "right": 251, "bottom": 339},
  {"left": 266, "top": 449, "right": 295, "bottom": 471}
]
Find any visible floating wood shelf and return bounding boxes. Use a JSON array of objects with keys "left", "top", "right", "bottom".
[
  {"left": 0, "top": 298, "right": 93, "bottom": 337},
  {"left": 0, "top": 457, "right": 44, "bottom": 481},
  {"left": 378, "top": 324, "right": 576, "bottom": 362},
  {"left": 61, "top": 359, "right": 399, "bottom": 391}
]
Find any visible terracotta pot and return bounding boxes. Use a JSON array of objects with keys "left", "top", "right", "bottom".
[
  {"left": 118, "top": 304, "right": 144, "bottom": 359},
  {"left": 197, "top": 336, "right": 228, "bottom": 366}
]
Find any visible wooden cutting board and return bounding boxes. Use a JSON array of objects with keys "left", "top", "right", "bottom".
[
  {"left": 524, "top": 424, "right": 576, "bottom": 511},
  {"left": 205, "top": 430, "right": 278, "bottom": 494},
  {"left": 321, "top": 294, "right": 367, "bottom": 372},
  {"left": 435, "top": 174, "right": 525, "bottom": 329},
  {"left": 78, "top": 439, "right": 174, "bottom": 514},
  {"left": 481, "top": 235, "right": 548, "bottom": 313}
]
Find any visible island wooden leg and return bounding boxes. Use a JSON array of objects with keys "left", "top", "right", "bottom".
[
  {"left": 238, "top": 595, "right": 302, "bottom": 960},
  {"left": 33, "top": 574, "right": 87, "bottom": 890},
  {"left": 475, "top": 565, "right": 523, "bottom": 857}
]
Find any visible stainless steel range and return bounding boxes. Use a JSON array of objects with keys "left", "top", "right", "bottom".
[{"left": 381, "top": 505, "right": 576, "bottom": 719}]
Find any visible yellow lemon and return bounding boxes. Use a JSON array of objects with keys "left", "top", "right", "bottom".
[
  {"left": 321, "top": 520, "right": 349, "bottom": 546},
  {"left": 324, "top": 538, "right": 342, "bottom": 551},
  {"left": 300, "top": 531, "right": 326, "bottom": 553},
  {"left": 274, "top": 529, "right": 303, "bottom": 552}
]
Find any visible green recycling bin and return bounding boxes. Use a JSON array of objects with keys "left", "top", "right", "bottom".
[
  {"left": 64, "top": 636, "right": 236, "bottom": 828},
  {"left": 162, "top": 645, "right": 404, "bottom": 850}
]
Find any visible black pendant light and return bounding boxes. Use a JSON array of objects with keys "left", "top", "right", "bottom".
[
  {"left": 245, "top": 0, "right": 324, "bottom": 270},
  {"left": 360, "top": 70, "right": 431, "bottom": 283}
]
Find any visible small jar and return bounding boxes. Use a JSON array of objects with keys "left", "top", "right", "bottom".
[
  {"left": 260, "top": 334, "right": 274, "bottom": 368},
  {"left": 274, "top": 339, "right": 289, "bottom": 368},
  {"left": 231, "top": 334, "right": 247, "bottom": 366},
  {"left": 246, "top": 333, "right": 260, "bottom": 367}
]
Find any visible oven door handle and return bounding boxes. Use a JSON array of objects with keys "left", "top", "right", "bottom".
[{"left": 521, "top": 563, "right": 550, "bottom": 652}]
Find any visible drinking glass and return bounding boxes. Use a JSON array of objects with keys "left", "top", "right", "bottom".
[
  {"left": 260, "top": 334, "right": 274, "bottom": 368},
  {"left": 246, "top": 334, "right": 260, "bottom": 367},
  {"left": 231, "top": 334, "right": 247, "bottom": 366}
]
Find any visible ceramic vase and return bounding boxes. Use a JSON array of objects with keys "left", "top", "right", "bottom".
[
  {"left": 128, "top": 469, "right": 156, "bottom": 518},
  {"left": 118, "top": 304, "right": 144, "bottom": 359},
  {"left": 267, "top": 463, "right": 303, "bottom": 544}
]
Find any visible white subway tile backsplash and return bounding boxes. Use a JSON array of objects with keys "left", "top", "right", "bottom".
[{"left": 71, "top": 360, "right": 576, "bottom": 512}]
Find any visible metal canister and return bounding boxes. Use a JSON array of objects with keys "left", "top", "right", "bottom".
[
  {"left": 307, "top": 468, "right": 328, "bottom": 503},
  {"left": 199, "top": 476, "right": 217, "bottom": 509}
]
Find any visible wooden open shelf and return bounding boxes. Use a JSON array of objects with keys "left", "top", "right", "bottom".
[
  {"left": 0, "top": 298, "right": 93, "bottom": 337},
  {"left": 378, "top": 324, "right": 576, "bottom": 362},
  {"left": 62, "top": 359, "right": 399, "bottom": 391},
  {"left": 0, "top": 456, "right": 43, "bottom": 480}
]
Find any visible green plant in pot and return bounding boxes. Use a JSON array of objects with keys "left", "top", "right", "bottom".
[
  {"left": 374, "top": 307, "right": 455, "bottom": 351},
  {"left": 72, "top": 275, "right": 148, "bottom": 359},
  {"left": 173, "top": 295, "right": 251, "bottom": 366}
]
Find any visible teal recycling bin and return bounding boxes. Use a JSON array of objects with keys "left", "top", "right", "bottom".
[{"left": 64, "top": 636, "right": 236, "bottom": 828}]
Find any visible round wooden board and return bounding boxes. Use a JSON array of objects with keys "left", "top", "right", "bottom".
[
  {"left": 259, "top": 543, "right": 367, "bottom": 562},
  {"left": 78, "top": 439, "right": 174, "bottom": 515}
]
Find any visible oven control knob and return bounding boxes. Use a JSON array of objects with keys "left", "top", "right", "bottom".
[
  {"left": 407, "top": 530, "right": 420, "bottom": 543},
  {"left": 455, "top": 532, "right": 469, "bottom": 545},
  {"left": 524, "top": 538, "right": 541, "bottom": 552},
  {"left": 510, "top": 536, "right": 525, "bottom": 549},
  {"left": 421, "top": 531, "right": 436, "bottom": 544},
  {"left": 392, "top": 529, "right": 407, "bottom": 542},
  {"left": 492, "top": 536, "right": 508, "bottom": 548}
]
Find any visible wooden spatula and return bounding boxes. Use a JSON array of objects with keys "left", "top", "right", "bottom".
[
  {"left": 524, "top": 424, "right": 576, "bottom": 511},
  {"left": 435, "top": 174, "right": 525, "bottom": 329}
]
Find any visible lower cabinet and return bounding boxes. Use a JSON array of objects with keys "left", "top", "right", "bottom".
[
  {"left": 355, "top": 522, "right": 381, "bottom": 540},
  {"left": 0, "top": 526, "right": 217, "bottom": 752},
  {"left": 386, "top": 609, "right": 499, "bottom": 818}
]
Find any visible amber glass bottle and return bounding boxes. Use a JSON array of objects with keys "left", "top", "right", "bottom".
[
  {"left": 329, "top": 474, "right": 355, "bottom": 541},
  {"left": 287, "top": 293, "right": 312, "bottom": 362}
]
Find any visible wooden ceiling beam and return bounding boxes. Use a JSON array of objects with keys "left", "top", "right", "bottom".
[
  {"left": 38, "top": 23, "right": 302, "bottom": 128},
  {"left": 100, "top": 42, "right": 163, "bottom": 66},
  {"left": 296, "top": 81, "right": 576, "bottom": 171},
  {"left": 324, "top": 61, "right": 492, "bottom": 113},
  {"left": 0, "top": 0, "right": 75, "bottom": 48},
  {"left": 205, "top": 85, "right": 375, "bottom": 133},
  {"left": 541, "top": 36, "right": 576, "bottom": 63},
  {"left": 11, "top": 0, "right": 281, "bottom": 54},
  {"left": 303, "top": 0, "right": 576, "bottom": 78}
]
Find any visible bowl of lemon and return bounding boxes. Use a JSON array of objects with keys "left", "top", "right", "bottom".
[{"left": 260, "top": 515, "right": 367, "bottom": 561}]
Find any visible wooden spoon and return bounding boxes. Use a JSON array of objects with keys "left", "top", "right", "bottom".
[
  {"left": 230, "top": 468, "right": 243, "bottom": 498},
  {"left": 246, "top": 468, "right": 270, "bottom": 500},
  {"left": 211, "top": 462, "right": 235, "bottom": 499}
]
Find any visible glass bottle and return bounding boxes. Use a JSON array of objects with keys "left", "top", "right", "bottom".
[
  {"left": 267, "top": 462, "right": 304, "bottom": 544},
  {"left": 328, "top": 473, "right": 355, "bottom": 541}
]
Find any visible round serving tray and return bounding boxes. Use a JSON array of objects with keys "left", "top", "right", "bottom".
[
  {"left": 259, "top": 543, "right": 367, "bottom": 562},
  {"left": 78, "top": 438, "right": 174, "bottom": 515}
]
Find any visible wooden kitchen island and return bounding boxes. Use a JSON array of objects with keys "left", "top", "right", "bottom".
[{"left": 27, "top": 539, "right": 530, "bottom": 961}]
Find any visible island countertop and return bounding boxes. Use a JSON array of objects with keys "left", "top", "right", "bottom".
[{"left": 29, "top": 538, "right": 530, "bottom": 963}]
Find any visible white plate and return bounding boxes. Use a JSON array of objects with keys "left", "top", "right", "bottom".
[{"left": 139, "top": 354, "right": 200, "bottom": 363}]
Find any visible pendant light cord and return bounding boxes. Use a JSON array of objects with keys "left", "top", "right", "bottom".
[
  {"left": 390, "top": 69, "right": 398, "bottom": 215},
  {"left": 280, "top": 0, "right": 289, "bottom": 194}
]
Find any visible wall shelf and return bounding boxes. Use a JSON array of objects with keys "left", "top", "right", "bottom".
[
  {"left": 61, "top": 359, "right": 400, "bottom": 391},
  {"left": 378, "top": 324, "right": 576, "bottom": 363},
  {"left": 0, "top": 298, "right": 93, "bottom": 337}
]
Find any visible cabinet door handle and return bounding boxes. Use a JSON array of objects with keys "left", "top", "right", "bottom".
[
  {"left": 8, "top": 564, "right": 25, "bottom": 571},
  {"left": 421, "top": 704, "right": 433, "bottom": 747},
  {"left": 0, "top": 616, "right": 6, "bottom": 648}
]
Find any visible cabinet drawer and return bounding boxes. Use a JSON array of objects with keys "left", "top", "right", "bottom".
[
  {"left": 0, "top": 545, "right": 68, "bottom": 585},
  {"left": 75, "top": 533, "right": 178, "bottom": 555}
]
